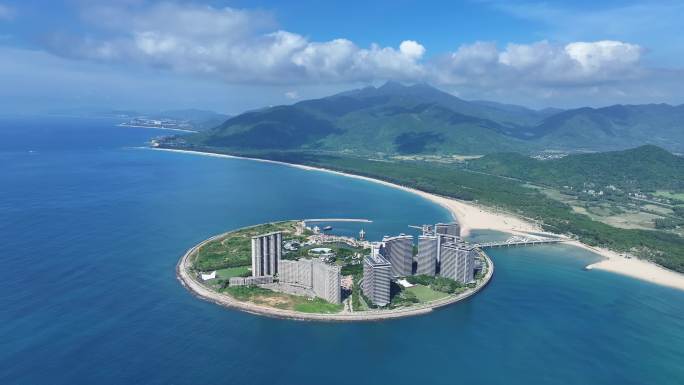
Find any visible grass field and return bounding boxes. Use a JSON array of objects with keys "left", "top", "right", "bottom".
[
  {"left": 215, "top": 266, "right": 251, "bottom": 279},
  {"left": 223, "top": 285, "right": 343, "bottom": 314},
  {"left": 194, "top": 221, "right": 298, "bottom": 271},
  {"left": 406, "top": 285, "right": 450, "bottom": 302}
]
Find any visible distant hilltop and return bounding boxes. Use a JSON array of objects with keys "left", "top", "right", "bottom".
[{"left": 167, "top": 81, "right": 684, "bottom": 155}]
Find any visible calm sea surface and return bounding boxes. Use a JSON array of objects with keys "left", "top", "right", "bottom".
[{"left": 1, "top": 117, "right": 683, "bottom": 385}]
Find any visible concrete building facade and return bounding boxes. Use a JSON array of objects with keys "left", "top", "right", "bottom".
[
  {"left": 362, "top": 254, "right": 392, "bottom": 307},
  {"left": 416, "top": 235, "right": 438, "bottom": 276},
  {"left": 278, "top": 258, "right": 341, "bottom": 304},
  {"left": 312, "top": 260, "right": 341, "bottom": 304},
  {"left": 439, "top": 241, "right": 476, "bottom": 284},
  {"left": 229, "top": 275, "right": 274, "bottom": 286},
  {"left": 251, "top": 231, "right": 282, "bottom": 277},
  {"left": 279, "top": 259, "right": 313, "bottom": 287},
  {"left": 435, "top": 222, "right": 461, "bottom": 238},
  {"left": 382, "top": 234, "right": 414, "bottom": 277}
]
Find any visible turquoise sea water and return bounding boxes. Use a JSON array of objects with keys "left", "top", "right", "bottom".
[{"left": 1, "top": 117, "right": 683, "bottom": 385}]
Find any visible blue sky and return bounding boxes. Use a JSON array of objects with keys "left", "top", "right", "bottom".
[{"left": 1, "top": 0, "right": 683, "bottom": 114}]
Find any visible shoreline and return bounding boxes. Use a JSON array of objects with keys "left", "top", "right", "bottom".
[
  {"left": 119, "top": 123, "right": 198, "bottom": 133},
  {"left": 151, "top": 147, "right": 684, "bottom": 292},
  {"left": 176, "top": 227, "right": 494, "bottom": 322}
]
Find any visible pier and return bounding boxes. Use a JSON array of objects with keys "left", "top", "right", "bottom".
[{"left": 305, "top": 218, "right": 373, "bottom": 223}]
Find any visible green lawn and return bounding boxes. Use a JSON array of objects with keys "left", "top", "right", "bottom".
[
  {"left": 406, "top": 285, "right": 450, "bottom": 302},
  {"left": 215, "top": 266, "right": 251, "bottom": 279},
  {"left": 294, "top": 298, "right": 344, "bottom": 314}
]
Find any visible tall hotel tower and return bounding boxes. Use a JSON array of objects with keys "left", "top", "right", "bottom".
[
  {"left": 362, "top": 252, "right": 392, "bottom": 307},
  {"left": 435, "top": 222, "right": 461, "bottom": 238},
  {"left": 382, "top": 234, "right": 414, "bottom": 277},
  {"left": 439, "top": 241, "right": 476, "bottom": 284},
  {"left": 251, "top": 231, "right": 282, "bottom": 277},
  {"left": 416, "top": 235, "right": 438, "bottom": 276}
]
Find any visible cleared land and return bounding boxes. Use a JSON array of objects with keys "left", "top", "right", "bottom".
[
  {"left": 531, "top": 184, "right": 676, "bottom": 231},
  {"left": 224, "top": 286, "right": 343, "bottom": 314}
]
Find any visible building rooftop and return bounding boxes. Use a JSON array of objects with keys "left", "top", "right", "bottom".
[
  {"left": 365, "top": 253, "right": 391, "bottom": 267},
  {"left": 251, "top": 231, "right": 282, "bottom": 239}
]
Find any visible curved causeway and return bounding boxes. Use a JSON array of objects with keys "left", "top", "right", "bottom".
[{"left": 177, "top": 221, "right": 494, "bottom": 322}]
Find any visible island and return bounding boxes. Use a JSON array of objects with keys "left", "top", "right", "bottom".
[{"left": 177, "top": 220, "right": 495, "bottom": 321}]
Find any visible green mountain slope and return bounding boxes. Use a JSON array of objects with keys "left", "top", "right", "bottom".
[
  {"left": 534, "top": 104, "right": 684, "bottom": 151},
  {"left": 468, "top": 145, "right": 684, "bottom": 191},
  {"left": 178, "top": 82, "right": 684, "bottom": 155},
  {"left": 184, "top": 82, "right": 540, "bottom": 155}
]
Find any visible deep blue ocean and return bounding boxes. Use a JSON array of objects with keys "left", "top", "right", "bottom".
[{"left": 1, "top": 117, "right": 683, "bottom": 385}]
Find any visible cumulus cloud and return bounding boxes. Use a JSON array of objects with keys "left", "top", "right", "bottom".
[
  {"left": 434, "top": 40, "right": 644, "bottom": 88},
  {"left": 48, "top": 3, "right": 425, "bottom": 84},
  {"left": 38, "top": 1, "right": 675, "bottom": 106}
]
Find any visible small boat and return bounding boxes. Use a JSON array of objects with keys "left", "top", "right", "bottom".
[{"left": 322, "top": 225, "right": 333, "bottom": 231}]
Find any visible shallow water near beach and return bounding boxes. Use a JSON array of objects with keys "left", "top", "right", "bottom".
[{"left": 1, "top": 117, "right": 683, "bottom": 385}]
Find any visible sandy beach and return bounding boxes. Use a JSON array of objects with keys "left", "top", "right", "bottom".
[{"left": 150, "top": 147, "right": 684, "bottom": 292}]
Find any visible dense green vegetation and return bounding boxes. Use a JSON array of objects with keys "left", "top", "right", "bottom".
[
  {"left": 171, "top": 82, "right": 684, "bottom": 155},
  {"left": 341, "top": 264, "right": 363, "bottom": 276},
  {"left": 655, "top": 217, "right": 684, "bottom": 230},
  {"left": 193, "top": 221, "right": 297, "bottom": 271},
  {"left": 468, "top": 145, "right": 684, "bottom": 192}
]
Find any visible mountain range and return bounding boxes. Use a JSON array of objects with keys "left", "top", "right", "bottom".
[{"left": 181, "top": 82, "right": 684, "bottom": 155}]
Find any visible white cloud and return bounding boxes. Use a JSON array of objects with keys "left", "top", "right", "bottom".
[
  {"left": 399, "top": 40, "right": 426, "bottom": 59},
  {"left": 35, "top": 2, "right": 682, "bottom": 107},
  {"left": 284, "top": 90, "right": 299, "bottom": 100},
  {"left": 565, "top": 41, "right": 641, "bottom": 73},
  {"left": 50, "top": 3, "right": 425, "bottom": 84},
  {"left": 435, "top": 40, "right": 644, "bottom": 88}
]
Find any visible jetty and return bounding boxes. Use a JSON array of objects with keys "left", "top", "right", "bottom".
[{"left": 304, "top": 218, "right": 373, "bottom": 223}]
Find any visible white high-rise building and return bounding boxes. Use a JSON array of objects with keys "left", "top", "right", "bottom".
[
  {"left": 382, "top": 234, "right": 414, "bottom": 277},
  {"left": 251, "top": 231, "right": 282, "bottom": 277},
  {"left": 278, "top": 258, "right": 341, "bottom": 304},
  {"left": 362, "top": 254, "right": 392, "bottom": 306},
  {"left": 279, "top": 259, "right": 313, "bottom": 287},
  {"left": 416, "top": 235, "right": 438, "bottom": 276},
  {"left": 312, "top": 259, "right": 341, "bottom": 304},
  {"left": 439, "top": 241, "right": 476, "bottom": 284}
]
